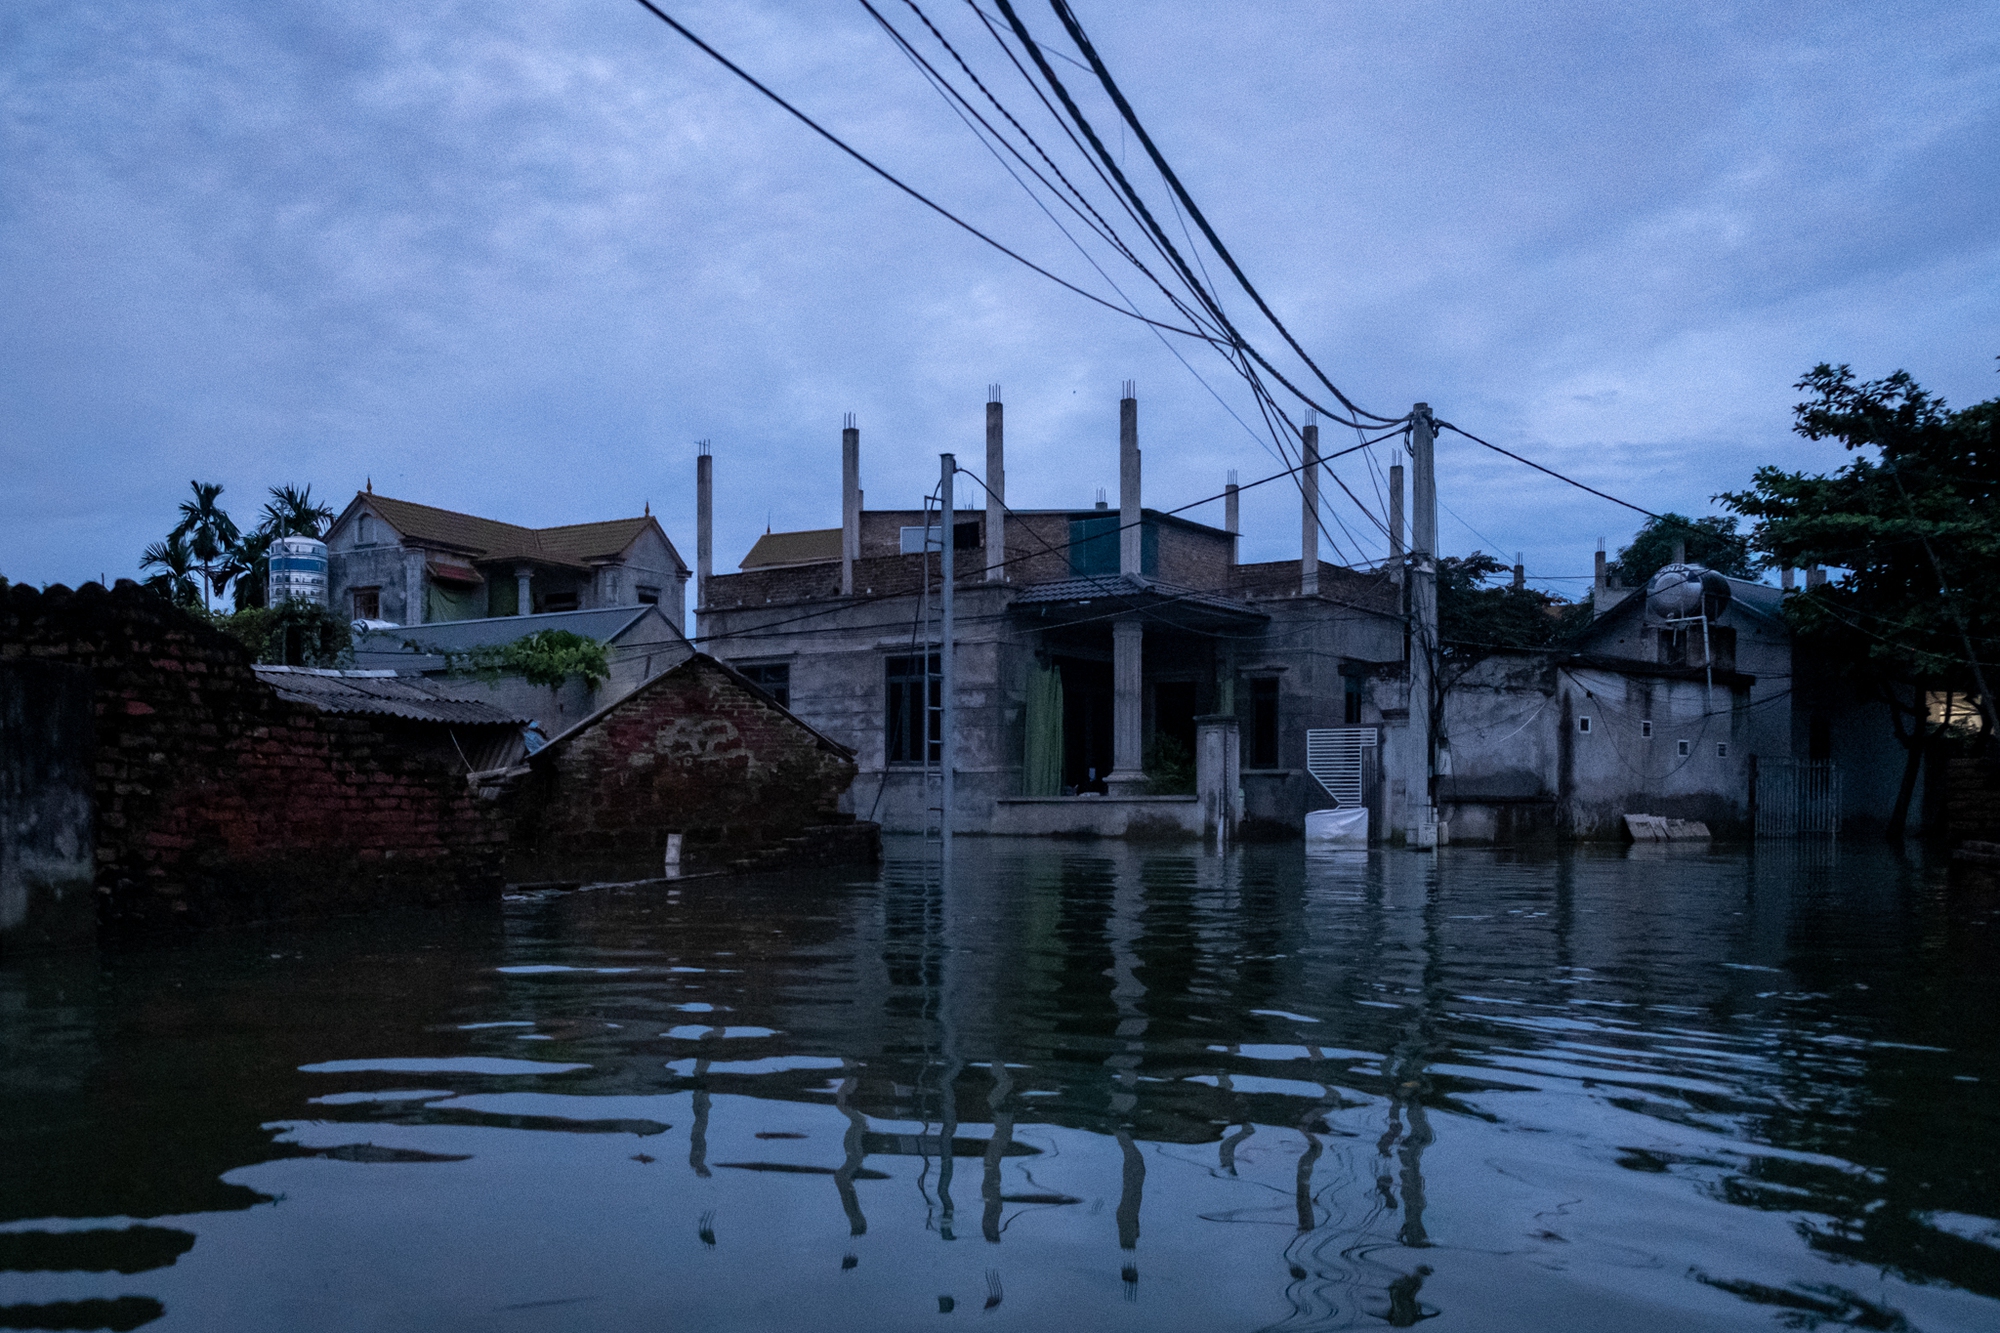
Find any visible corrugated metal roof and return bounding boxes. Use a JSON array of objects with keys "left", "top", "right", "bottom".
[
  {"left": 352, "top": 605, "right": 668, "bottom": 657},
  {"left": 1011, "top": 574, "right": 1266, "bottom": 622},
  {"left": 255, "top": 666, "right": 533, "bottom": 725},
  {"left": 740, "top": 528, "right": 841, "bottom": 569}
]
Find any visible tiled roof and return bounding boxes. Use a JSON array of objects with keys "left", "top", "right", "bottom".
[
  {"left": 357, "top": 495, "right": 671, "bottom": 571},
  {"left": 254, "top": 666, "right": 533, "bottom": 725},
  {"left": 741, "top": 528, "right": 842, "bottom": 569}
]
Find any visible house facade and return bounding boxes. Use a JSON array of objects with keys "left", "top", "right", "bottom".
[{"left": 325, "top": 491, "right": 689, "bottom": 633}]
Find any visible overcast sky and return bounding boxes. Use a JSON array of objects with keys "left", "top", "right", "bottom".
[{"left": 4, "top": 0, "right": 1996, "bottom": 602}]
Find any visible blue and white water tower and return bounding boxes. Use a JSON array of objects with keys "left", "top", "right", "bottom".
[{"left": 268, "top": 535, "right": 329, "bottom": 607}]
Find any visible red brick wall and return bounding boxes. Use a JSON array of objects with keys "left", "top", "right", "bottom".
[
  {"left": 515, "top": 655, "right": 861, "bottom": 867},
  {"left": 1, "top": 580, "right": 506, "bottom": 930}
]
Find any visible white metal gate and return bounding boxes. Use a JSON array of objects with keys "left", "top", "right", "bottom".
[
  {"left": 1755, "top": 760, "right": 1841, "bottom": 838},
  {"left": 1306, "top": 728, "right": 1378, "bottom": 808}
]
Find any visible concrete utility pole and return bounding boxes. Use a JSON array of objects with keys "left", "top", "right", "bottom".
[
  {"left": 695, "top": 441, "right": 713, "bottom": 630},
  {"left": 841, "top": 416, "right": 861, "bottom": 597},
  {"left": 1301, "top": 416, "right": 1320, "bottom": 596},
  {"left": 985, "top": 387, "right": 1005, "bottom": 581},
  {"left": 940, "top": 452, "right": 957, "bottom": 847},
  {"left": 1404, "top": 405, "right": 1439, "bottom": 848},
  {"left": 1109, "top": 384, "right": 1145, "bottom": 794}
]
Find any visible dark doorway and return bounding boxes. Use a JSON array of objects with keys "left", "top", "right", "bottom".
[
  {"left": 1058, "top": 657, "right": 1113, "bottom": 792},
  {"left": 1153, "top": 680, "right": 1198, "bottom": 753}
]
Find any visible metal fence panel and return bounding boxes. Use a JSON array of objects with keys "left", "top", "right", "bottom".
[
  {"left": 1306, "top": 728, "right": 1378, "bottom": 809},
  {"left": 1756, "top": 760, "right": 1841, "bottom": 838}
]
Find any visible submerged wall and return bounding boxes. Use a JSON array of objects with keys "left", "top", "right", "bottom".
[
  {"left": 0, "top": 661, "right": 97, "bottom": 950},
  {"left": 0, "top": 580, "right": 506, "bottom": 932}
]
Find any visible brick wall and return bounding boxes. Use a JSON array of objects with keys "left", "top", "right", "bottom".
[
  {"left": 0, "top": 580, "right": 506, "bottom": 931},
  {"left": 513, "top": 654, "right": 869, "bottom": 870}
]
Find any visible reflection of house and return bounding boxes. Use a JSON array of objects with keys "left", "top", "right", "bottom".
[
  {"left": 696, "top": 395, "right": 1406, "bottom": 837},
  {"left": 325, "top": 490, "right": 688, "bottom": 633},
  {"left": 349, "top": 604, "right": 692, "bottom": 738},
  {"left": 505, "top": 652, "right": 875, "bottom": 876}
]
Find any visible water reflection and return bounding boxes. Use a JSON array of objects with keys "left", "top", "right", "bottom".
[{"left": 0, "top": 841, "right": 1996, "bottom": 1330}]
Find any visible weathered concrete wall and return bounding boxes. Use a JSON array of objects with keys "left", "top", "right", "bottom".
[
  {"left": 989, "top": 795, "right": 1201, "bottom": 838},
  {"left": 511, "top": 654, "right": 869, "bottom": 872},
  {"left": 0, "top": 580, "right": 507, "bottom": 932},
  {"left": 0, "top": 661, "right": 97, "bottom": 950}
]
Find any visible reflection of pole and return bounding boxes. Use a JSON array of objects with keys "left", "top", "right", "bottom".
[
  {"left": 834, "top": 1061, "right": 869, "bottom": 1237},
  {"left": 981, "top": 1063, "right": 1015, "bottom": 1243},
  {"left": 940, "top": 453, "right": 957, "bottom": 848},
  {"left": 1404, "top": 405, "right": 1438, "bottom": 847},
  {"left": 688, "top": 1060, "right": 712, "bottom": 1178},
  {"left": 1115, "top": 1126, "right": 1145, "bottom": 1253}
]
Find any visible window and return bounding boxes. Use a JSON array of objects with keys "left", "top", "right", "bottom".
[
  {"left": 357, "top": 513, "right": 373, "bottom": 546},
  {"left": 1249, "top": 677, "right": 1280, "bottom": 768},
  {"left": 1344, "top": 680, "right": 1363, "bottom": 725},
  {"left": 1066, "top": 516, "right": 1157, "bottom": 577},
  {"left": 885, "top": 654, "right": 941, "bottom": 763},
  {"left": 1677, "top": 739, "right": 1691, "bottom": 756},
  {"left": 1578, "top": 715, "right": 1592, "bottom": 734},
  {"left": 540, "top": 592, "right": 580, "bottom": 613},
  {"left": 1809, "top": 715, "right": 1831, "bottom": 762},
  {"left": 739, "top": 662, "right": 790, "bottom": 709},
  {"left": 1640, "top": 720, "right": 1653, "bottom": 739},
  {"left": 1717, "top": 742, "right": 1729, "bottom": 758},
  {"left": 636, "top": 585, "right": 660, "bottom": 606},
  {"left": 899, "top": 522, "right": 982, "bottom": 555},
  {"left": 351, "top": 586, "right": 380, "bottom": 620}
]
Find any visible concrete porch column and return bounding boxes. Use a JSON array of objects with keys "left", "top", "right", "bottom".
[
  {"left": 1195, "top": 713, "right": 1241, "bottom": 844},
  {"left": 1107, "top": 617, "right": 1145, "bottom": 794},
  {"left": 515, "top": 565, "right": 532, "bottom": 616}
]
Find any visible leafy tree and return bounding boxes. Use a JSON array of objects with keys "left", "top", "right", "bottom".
[
  {"left": 170, "top": 481, "right": 241, "bottom": 610},
  {"left": 1436, "top": 553, "right": 1591, "bottom": 666},
  {"left": 1719, "top": 361, "right": 2000, "bottom": 837},
  {"left": 444, "top": 630, "right": 608, "bottom": 703},
  {"left": 215, "top": 601, "right": 353, "bottom": 667},
  {"left": 1613, "top": 513, "right": 1758, "bottom": 587},
  {"left": 140, "top": 532, "right": 201, "bottom": 607}
]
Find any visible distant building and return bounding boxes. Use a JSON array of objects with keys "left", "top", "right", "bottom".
[{"left": 325, "top": 491, "right": 689, "bottom": 633}]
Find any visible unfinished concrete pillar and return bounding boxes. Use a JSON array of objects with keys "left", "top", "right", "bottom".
[
  {"left": 1301, "top": 417, "right": 1320, "bottom": 596},
  {"left": 1109, "top": 617, "right": 1145, "bottom": 794},
  {"left": 1781, "top": 566, "right": 1795, "bottom": 592},
  {"left": 1512, "top": 553, "right": 1524, "bottom": 590},
  {"left": 985, "top": 387, "right": 1006, "bottom": 581},
  {"left": 841, "top": 415, "right": 860, "bottom": 597},
  {"left": 404, "top": 549, "right": 427, "bottom": 625},
  {"left": 1389, "top": 452, "right": 1405, "bottom": 580},
  {"left": 515, "top": 565, "right": 533, "bottom": 617},
  {"left": 1224, "top": 470, "right": 1240, "bottom": 566},
  {"left": 696, "top": 443, "right": 713, "bottom": 616},
  {"left": 1195, "top": 713, "right": 1241, "bottom": 844},
  {"left": 1119, "top": 383, "right": 1141, "bottom": 577}
]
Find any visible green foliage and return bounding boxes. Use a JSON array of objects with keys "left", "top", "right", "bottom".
[
  {"left": 233, "top": 484, "right": 338, "bottom": 611},
  {"left": 1718, "top": 362, "right": 2000, "bottom": 695},
  {"left": 1436, "top": 553, "right": 1591, "bottom": 665},
  {"left": 1143, "top": 733, "right": 1196, "bottom": 795},
  {"left": 170, "top": 481, "right": 241, "bottom": 606},
  {"left": 1613, "top": 513, "right": 1758, "bottom": 587},
  {"left": 140, "top": 533, "right": 201, "bottom": 607},
  {"left": 445, "top": 630, "right": 608, "bottom": 690},
  {"left": 213, "top": 601, "right": 353, "bottom": 667}
]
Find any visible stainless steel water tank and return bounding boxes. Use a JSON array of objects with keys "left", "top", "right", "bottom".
[{"left": 1645, "top": 562, "right": 1731, "bottom": 622}]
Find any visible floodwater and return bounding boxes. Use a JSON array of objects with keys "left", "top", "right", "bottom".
[{"left": 2, "top": 842, "right": 1997, "bottom": 1332}]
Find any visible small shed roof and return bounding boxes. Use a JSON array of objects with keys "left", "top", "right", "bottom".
[
  {"left": 741, "top": 528, "right": 842, "bottom": 570},
  {"left": 254, "top": 666, "right": 533, "bottom": 725}
]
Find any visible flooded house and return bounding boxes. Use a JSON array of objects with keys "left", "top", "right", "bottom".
[
  {"left": 325, "top": 489, "right": 690, "bottom": 633},
  {"left": 694, "top": 392, "right": 1407, "bottom": 838}
]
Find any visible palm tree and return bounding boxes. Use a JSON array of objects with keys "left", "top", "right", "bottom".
[
  {"left": 170, "top": 481, "right": 240, "bottom": 611},
  {"left": 258, "top": 483, "right": 335, "bottom": 539},
  {"left": 140, "top": 533, "right": 201, "bottom": 607}
]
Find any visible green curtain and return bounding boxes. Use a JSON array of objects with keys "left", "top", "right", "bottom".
[{"left": 1023, "top": 659, "right": 1065, "bottom": 796}]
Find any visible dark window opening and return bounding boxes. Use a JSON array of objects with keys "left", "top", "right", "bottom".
[
  {"left": 1808, "top": 715, "right": 1831, "bottom": 762},
  {"left": 1249, "top": 677, "right": 1280, "bottom": 768},
  {"left": 1057, "top": 657, "right": 1113, "bottom": 792},
  {"left": 739, "top": 662, "right": 790, "bottom": 709},
  {"left": 885, "top": 654, "right": 941, "bottom": 764},
  {"left": 351, "top": 586, "right": 380, "bottom": 620},
  {"left": 1344, "top": 681, "right": 1363, "bottom": 725},
  {"left": 954, "top": 520, "right": 980, "bottom": 550},
  {"left": 636, "top": 585, "right": 660, "bottom": 605},
  {"left": 540, "top": 592, "right": 580, "bottom": 613}
]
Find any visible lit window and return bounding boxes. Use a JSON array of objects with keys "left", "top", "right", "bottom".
[
  {"left": 1677, "top": 739, "right": 1691, "bottom": 756},
  {"left": 1578, "top": 716, "right": 1592, "bottom": 734},
  {"left": 1640, "top": 720, "right": 1653, "bottom": 739}
]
